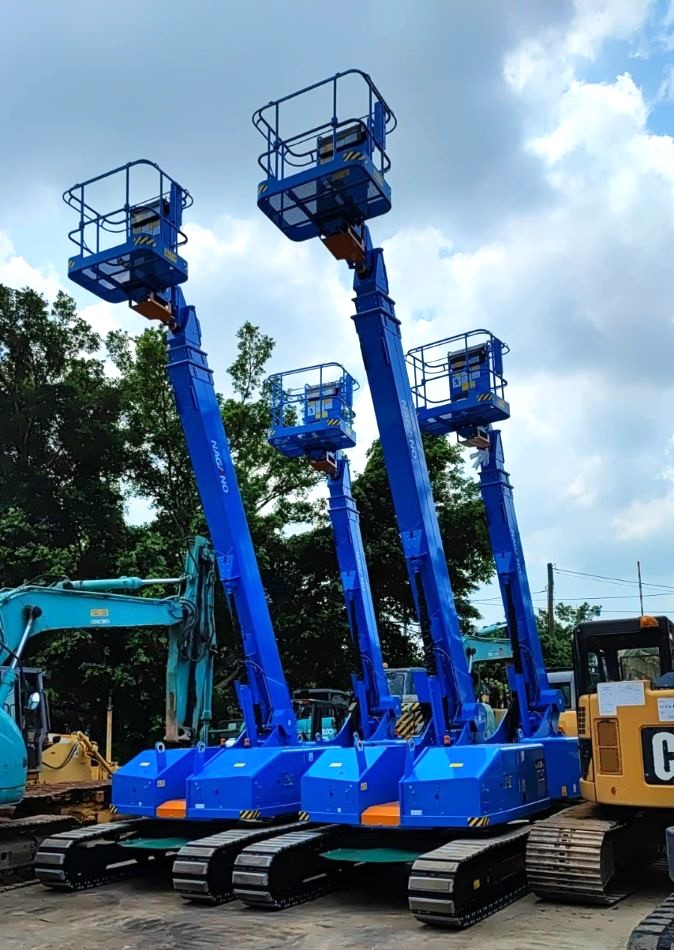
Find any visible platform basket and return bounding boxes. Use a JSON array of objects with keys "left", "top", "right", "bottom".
[
  {"left": 407, "top": 330, "right": 511, "bottom": 436},
  {"left": 266, "top": 363, "right": 358, "bottom": 458},
  {"left": 64, "top": 160, "right": 191, "bottom": 304},
  {"left": 253, "top": 70, "right": 396, "bottom": 241}
]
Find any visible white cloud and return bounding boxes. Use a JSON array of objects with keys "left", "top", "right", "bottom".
[{"left": 0, "top": 231, "right": 61, "bottom": 301}]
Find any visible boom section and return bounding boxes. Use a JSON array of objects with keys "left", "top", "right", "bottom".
[
  {"left": 408, "top": 329, "right": 564, "bottom": 731},
  {"left": 253, "top": 74, "right": 479, "bottom": 739},
  {"left": 63, "top": 160, "right": 297, "bottom": 744},
  {"left": 267, "top": 363, "right": 399, "bottom": 737}
]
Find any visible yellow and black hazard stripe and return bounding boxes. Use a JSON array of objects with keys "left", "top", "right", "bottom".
[
  {"left": 477, "top": 392, "right": 493, "bottom": 401},
  {"left": 133, "top": 235, "right": 157, "bottom": 247},
  {"left": 240, "top": 809, "right": 261, "bottom": 821},
  {"left": 327, "top": 418, "right": 341, "bottom": 426},
  {"left": 258, "top": 182, "right": 268, "bottom": 195},
  {"left": 68, "top": 258, "right": 76, "bottom": 270},
  {"left": 343, "top": 150, "right": 364, "bottom": 161},
  {"left": 467, "top": 816, "right": 490, "bottom": 828},
  {"left": 395, "top": 702, "right": 425, "bottom": 739},
  {"left": 298, "top": 811, "right": 310, "bottom": 822}
]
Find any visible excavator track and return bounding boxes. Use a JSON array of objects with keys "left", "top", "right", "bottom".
[
  {"left": 526, "top": 802, "right": 667, "bottom": 905},
  {"left": 233, "top": 825, "right": 347, "bottom": 909},
  {"left": 0, "top": 815, "right": 78, "bottom": 888},
  {"left": 35, "top": 818, "right": 161, "bottom": 890},
  {"left": 407, "top": 824, "right": 531, "bottom": 928},
  {"left": 628, "top": 894, "right": 674, "bottom": 950},
  {"left": 172, "top": 821, "right": 307, "bottom": 904}
]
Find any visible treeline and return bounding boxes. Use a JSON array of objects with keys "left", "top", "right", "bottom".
[{"left": 0, "top": 287, "right": 494, "bottom": 758}]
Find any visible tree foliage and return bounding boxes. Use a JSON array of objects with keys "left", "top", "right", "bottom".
[
  {"left": 536, "top": 601, "right": 602, "bottom": 669},
  {"left": 0, "top": 287, "right": 129, "bottom": 584}
]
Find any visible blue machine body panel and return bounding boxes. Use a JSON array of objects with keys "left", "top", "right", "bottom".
[
  {"left": 302, "top": 742, "right": 407, "bottom": 824},
  {"left": 186, "top": 746, "right": 321, "bottom": 820},
  {"left": 0, "top": 712, "right": 25, "bottom": 806},
  {"left": 112, "top": 746, "right": 219, "bottom": 817},
  {"left": 253, "top": 71, "right": 395, "bottom": 242},
  {"left": 400, "top": 743, "right": 548, "bottom": 828}
]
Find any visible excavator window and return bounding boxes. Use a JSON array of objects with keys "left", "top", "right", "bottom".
[{"left": 574, "top": 617, "right": 674, "bottom": 697}]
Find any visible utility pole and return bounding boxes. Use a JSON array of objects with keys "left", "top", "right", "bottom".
[
  {"left": 547, "top": 563, "right": 554, "bottom": 637},
  {"left": 637, "top": 560, "right": 644, "bottom": 616}
]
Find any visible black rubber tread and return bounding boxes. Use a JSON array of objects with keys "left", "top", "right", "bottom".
[
  {"left": 172, "top": 821, "right": 307, "bottom": 905},
  {"left": 34, "top": 818, "right": 156, "bottom": 891},
  {"left": 628, "top": 894, "right": 674, "bottom": 950},
  {"left": 526, "top": 802, "right": 668, "bottom": 905},
  {"left": 233, "top": 825, "right": 346, "bottom": 910},
  {"left": 408, "top": 824, "right": 531, "bottom": 928}
]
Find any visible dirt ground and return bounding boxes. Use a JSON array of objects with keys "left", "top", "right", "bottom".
[{"left": 0, "top": 871, "right": 669, "bottom": 950}]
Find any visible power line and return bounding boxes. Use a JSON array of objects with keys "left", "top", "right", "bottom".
[{"left": 554, "top": 567, "right": 674, "bottom": 592}]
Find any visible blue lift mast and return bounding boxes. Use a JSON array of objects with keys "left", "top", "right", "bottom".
[
  {"left": 407, "top": 330, "right": 563, "bottom": 737},
  {"left": 254, "top": 72, "right": 481, "bottom": 747},
  {"left": 64, "top": 161, "right": 296, "bottom": 748},
  {"left": 267, "top": 363, "right": 399, "bottom": 737}
]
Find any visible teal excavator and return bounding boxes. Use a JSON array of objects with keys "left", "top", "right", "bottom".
[{"left": 0, "top": 536, "right": 216, "bottom": 884}]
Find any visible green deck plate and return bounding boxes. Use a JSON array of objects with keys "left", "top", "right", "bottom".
[
  {"left": 119, "top": 837, "right": 190, "bottom": 851},
  {"left": 321, "top": 848, "right": 421, "bottom": 864}
]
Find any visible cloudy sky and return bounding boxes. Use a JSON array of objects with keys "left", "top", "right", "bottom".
[{"left": 2, "top": 0, "right": 674, "bottom": 625}]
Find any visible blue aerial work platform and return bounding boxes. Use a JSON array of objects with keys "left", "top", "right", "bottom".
[
  {"left": 267, "top": 363, "right": 400, "bottom": 744},
  {"left": 45, "top": 159, "right": 356, "bottom": 900},
  {"left": 239, "top": 69, "right": 580, "bottom": 926}
]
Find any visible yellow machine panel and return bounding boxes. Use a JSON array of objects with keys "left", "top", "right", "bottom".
[{"left": 580, "top": 688, "right": 674, "bottom": 808}]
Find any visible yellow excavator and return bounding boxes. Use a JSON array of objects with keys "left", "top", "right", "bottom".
[{"left": 526, "top": 615, "right": 674, "bottom": 917}]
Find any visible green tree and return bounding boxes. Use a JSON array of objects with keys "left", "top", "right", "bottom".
[
  {"left": 537, "top": 601, "right": 602, "bottom": 669},
  {"left": 0, "top": 286, "right": 129, "bottom": 584}
]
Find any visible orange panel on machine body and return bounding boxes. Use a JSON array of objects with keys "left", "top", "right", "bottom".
[
  {"left": 156, "top": 799, "right": 187, "bottom": 818},
  {"left": 361, "top": 802, "right": 400, "bottom": 826}
]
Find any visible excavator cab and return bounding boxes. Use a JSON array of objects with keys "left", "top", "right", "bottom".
[
  {"left": 573, "top": 616, "right": 674, "bottom": 806},
  {"left": 10, "top": 669, "right": 48, "bottom": 774}
]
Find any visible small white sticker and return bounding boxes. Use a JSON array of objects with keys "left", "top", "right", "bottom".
[
  {"left": 329, "top": 762, "right": 343, "bottom": 768},
  {"left": 233, "top": 762, "right": 246, "bottom": 768},
  {"left": 140, "top": 761, "right": 150, "bottom": 768},
  {"left": 156, "top": 780, "right": 166, "bottom": 788},
  {"left": 449, "top": 762, "right": 464, "bottom": 768},
  {"left": 658, "top": 698, "right": 674, "bottom": 722},
  {"left": 195, "top": 803, "right": 205, "bottom": 810},
  {"left": 410, "top": 809, "right": 423, "bottom": 816}
]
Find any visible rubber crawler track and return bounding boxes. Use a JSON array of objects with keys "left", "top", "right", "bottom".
[
  {"left": 408, "top": 824, "right": 531, "bottom": 928},
  {"left": 172, "top": 821, "right": 308, "bottom": 904}
]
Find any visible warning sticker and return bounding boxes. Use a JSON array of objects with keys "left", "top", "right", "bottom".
[{"left": 658, "top": 698, "right": 674, "bottom": 722}]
